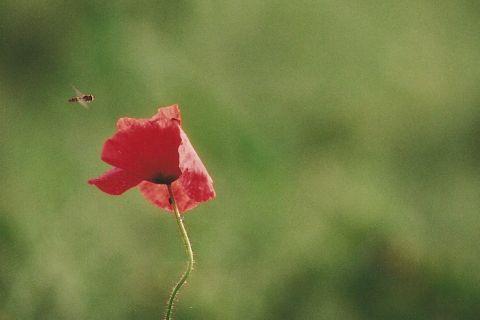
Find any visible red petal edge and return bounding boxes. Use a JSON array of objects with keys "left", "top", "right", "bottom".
[
  {"left": 116, "top": 117, "right": 145, "bottom": 131},
  {"left": 151, "top": 104, "right": 182, "bottom": 124},
  {"left": 88, "top": 167, "right": 144, "bottom": 195}
]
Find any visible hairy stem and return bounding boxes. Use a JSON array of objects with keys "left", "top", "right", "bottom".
[{"left": 164, "top": 184, "right": 194, "bottom": 320}]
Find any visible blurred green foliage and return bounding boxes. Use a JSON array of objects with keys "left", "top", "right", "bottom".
[{"left": 1, "top": 1, "right": 480, "bottom": 319}]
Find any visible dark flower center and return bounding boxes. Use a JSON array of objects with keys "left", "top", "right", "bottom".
[{"left": 149, "top": 174, "right": 178, "bottom": 185}]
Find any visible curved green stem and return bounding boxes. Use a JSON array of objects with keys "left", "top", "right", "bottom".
[{"left": 164, "top": 184, "right": 194, "bottom": 320}]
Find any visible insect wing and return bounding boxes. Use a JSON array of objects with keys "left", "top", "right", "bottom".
[
  {"left": 78, "top": 99, "right": 90, "bottom": 109},
  {"left": 72, "top": 85, "right": 84, "bottom": 97}
]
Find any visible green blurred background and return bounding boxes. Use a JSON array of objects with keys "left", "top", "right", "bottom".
[{"left": 1, "top": 1, "right": 480, "bottom": 319}]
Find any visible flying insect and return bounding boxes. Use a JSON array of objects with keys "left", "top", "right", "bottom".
[{"left": 68, "top": 86, "right": 95, "bottom": 109}]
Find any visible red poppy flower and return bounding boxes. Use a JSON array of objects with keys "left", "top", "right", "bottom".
[{"left": 88, "top": 105, "right": 215, "bottom": 212}]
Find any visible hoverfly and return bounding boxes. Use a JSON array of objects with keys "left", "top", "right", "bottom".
[{"left": 68, "top": 85, "right": 95, "bottom": 109}]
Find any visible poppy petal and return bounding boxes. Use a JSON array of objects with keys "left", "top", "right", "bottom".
[
  {"left": 88, "top": 167, "right": 144, "bottom": 195},
  {"left": 101, "top": 119, "right": 182, "bottom": 183},
  {"left": 138, "top": 128, "right": 215, "bottom": 212},
  {"left": 178, "top": 128, "right": 216, "bottom": 202},
  {"left": 151, "top": 104, "right": 214, "bottom": 200},
  {"left": 139, "top": 180, "right": 199, "bottom": 212},
  {"left": 116, "top": 117, "right": 145, "bottom": 131},
  {"left": 151, "top": 104, "right": 181, "bottom": 124}
]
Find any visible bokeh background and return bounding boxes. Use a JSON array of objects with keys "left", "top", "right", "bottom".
[{"left": 1, "top": 1, "right": 480, "bottom": 319}]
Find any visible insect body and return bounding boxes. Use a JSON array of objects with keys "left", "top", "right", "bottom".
[{"left": 68, "top": 86, "right": 95, "bottom": 109}]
